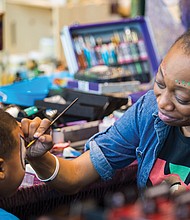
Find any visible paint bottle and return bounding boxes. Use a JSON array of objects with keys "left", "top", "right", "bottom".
[
  {"left": 52, "top": 127, "right": 65, "bottom": 144},
  {"left": 18, "top": 106, "right": 38, "bottom": 118},
  {"left": 125, "top": 28, "right": 139, "bottom": 62},
  {"left": 74, "top": 37, "right": 87, "bottom": 69}
]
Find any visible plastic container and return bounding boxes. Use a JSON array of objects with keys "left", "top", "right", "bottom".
[{"left": 0, "top": 76, "right": 51, "bottom": 106}]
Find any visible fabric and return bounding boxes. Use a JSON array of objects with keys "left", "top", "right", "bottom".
[
  {"left": 85, "top": 89, "right": 171, "bottom": 190},
  {"left": 180, "top": 0, "right": 190, "bottom": 30},
  {"left": 149, "top": 126, "right": 190, "bottom": 189},
  {"left": 145, "top": 0, "right": 185, "bottom": 59},
  {"left": 0, "top": 208, "right": 19, "bottom": 220},
  {"left": 0, "top": 168, "right": 137, "bottom": 220}
]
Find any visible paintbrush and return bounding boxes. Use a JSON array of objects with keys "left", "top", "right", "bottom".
[{"left": 26, "top": 97, "right": 79, "bottom": 149}]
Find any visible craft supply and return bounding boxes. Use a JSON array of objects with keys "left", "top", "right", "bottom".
[
  {"left": 18, "top": 106, "right": 38, "bottom": 117},
  {"left": 26, "top": 97, "right": 79, "bottom": 148},
  {"left": 52, "top": 127, "right": 65, "bottom": 144}
]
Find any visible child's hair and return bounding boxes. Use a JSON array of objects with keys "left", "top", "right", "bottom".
[{"left": 0, "top": 109, "right": 19, "bottom": 158}]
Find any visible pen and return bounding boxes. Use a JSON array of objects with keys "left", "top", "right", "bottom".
[{"left": 26, "top": 97, "right": 79, "bottom": 148}]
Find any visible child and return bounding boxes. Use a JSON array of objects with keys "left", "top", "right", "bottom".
[{"left": 0, "top": 109, "right": 26, "bottom": 219}]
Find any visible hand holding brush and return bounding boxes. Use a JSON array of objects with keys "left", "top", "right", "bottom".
[{"left": 25, "top": 98, "right": 78, "bottom": 154}]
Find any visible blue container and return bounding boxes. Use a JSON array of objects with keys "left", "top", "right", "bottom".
[{"left": 0, "top": 76, "right": 51, "bottom": 106}]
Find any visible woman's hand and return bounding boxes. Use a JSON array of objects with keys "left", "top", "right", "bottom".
[{"left": 21, "top": 117, "right": 53, "bottom": 158}]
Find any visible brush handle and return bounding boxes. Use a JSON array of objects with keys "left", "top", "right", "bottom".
[
  {"left": 42, "top": 97, "right": 79, "bottom": 134},
  {"left": 26, "top": 97, "right": 79, "bottom": 149}
]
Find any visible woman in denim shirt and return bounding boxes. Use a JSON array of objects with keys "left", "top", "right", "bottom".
[{"left": 23, "top": 30, "right": 190, "bottom": 196}]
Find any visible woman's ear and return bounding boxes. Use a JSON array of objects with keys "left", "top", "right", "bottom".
[{"left": 0, "top": 158, "right": 5, "bottom": 180}]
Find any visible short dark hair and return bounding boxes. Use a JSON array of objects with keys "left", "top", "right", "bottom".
[
  {"left": 0, "top": 109, "right": 19, "bottom": 158},
  {"left": 172, "top": 29, "right": 190, "bottom": 55}
]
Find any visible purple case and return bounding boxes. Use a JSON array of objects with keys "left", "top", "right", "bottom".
[{"left": 60, "top": 17, "right": 160, "bottom": 84}]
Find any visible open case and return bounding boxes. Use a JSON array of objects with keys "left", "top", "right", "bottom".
[
  {"left": 34, "top": 17, "right": 160, "bottom": 124},
  {"left": 60, "top": 16, "right": 160, "bottom": 84}
]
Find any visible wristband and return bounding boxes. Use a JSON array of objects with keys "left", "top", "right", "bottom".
[{"left": 36, "top": 154, "right": 60, "bottom": 182}]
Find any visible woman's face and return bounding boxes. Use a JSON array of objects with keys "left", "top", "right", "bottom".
[
  {"left": 154, "top": 44, "right": 190, "bottom": 127},
  {"left": 0, "top": 126, "right": 26, "bottom": 197}
]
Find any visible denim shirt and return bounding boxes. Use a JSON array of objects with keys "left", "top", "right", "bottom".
[{"left": 85, "top": 90, "right": 171, "bottom": 190}]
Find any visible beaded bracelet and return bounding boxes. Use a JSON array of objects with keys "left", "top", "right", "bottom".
[{"left": 36, "top": 154, "right": 60, "bottom": 182}]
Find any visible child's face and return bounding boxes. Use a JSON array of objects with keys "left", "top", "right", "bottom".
[{"left": 0, "top": 126, "right": 26, "bottom": 197}]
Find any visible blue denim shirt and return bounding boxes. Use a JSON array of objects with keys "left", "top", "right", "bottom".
[{"left": 85, "top": 90, "right": 171, "bottom": 190}]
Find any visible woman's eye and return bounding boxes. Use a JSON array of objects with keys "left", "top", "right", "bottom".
[
  {"left": 176, "top": 97, "right": 190, "bottom": 105},
  {"left": 155, "top": 80, "right": 166, "bottom": 89}
]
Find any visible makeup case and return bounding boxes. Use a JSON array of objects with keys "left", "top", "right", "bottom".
[
  {"left": 60, "top": 16, "right": 160, "bottom": 90},
  {"left": 35, "top": 17, "right": 159, "bottom": 123}
]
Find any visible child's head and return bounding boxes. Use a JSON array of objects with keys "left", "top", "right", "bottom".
[{"left": 0, "top": 109, "right": 26, "bottom": 197}]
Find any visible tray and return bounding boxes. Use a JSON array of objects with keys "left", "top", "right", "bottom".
[{"left": 35, "top": 88, "right": 128, "bottom": 122}]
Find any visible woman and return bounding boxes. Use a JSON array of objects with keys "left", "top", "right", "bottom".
[{"left": 22, "top": 29, "right": 190, "bottom": 196}]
